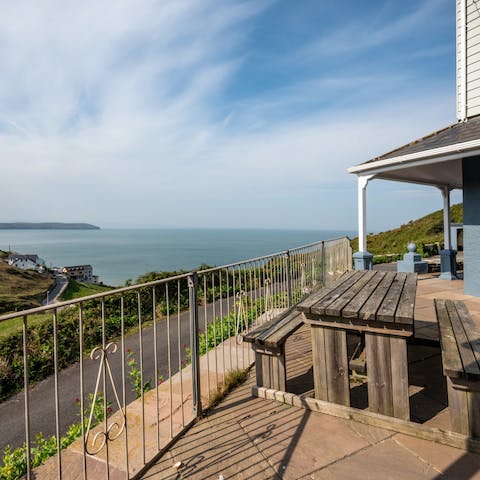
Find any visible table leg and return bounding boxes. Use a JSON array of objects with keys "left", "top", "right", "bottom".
[
  {"left": 447, "top": 377, "right": 480, "bottom": 437},
  {"left": 254, "top": 346, "right": 286, "bottom": 391},
  {"left": 365, "top": 333, "right": 409, "bottom": 420},
  {"left": 311, "top": 324, "right": 350, "bottom": 406}
]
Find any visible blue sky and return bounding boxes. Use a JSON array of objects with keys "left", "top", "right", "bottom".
[{"left": 0, "top": 0, "right": 461, "bottom": 231}]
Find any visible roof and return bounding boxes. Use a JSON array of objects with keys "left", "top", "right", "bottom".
[
  {"left": 62, "top": 265, "right": 92, "bottom": 270},
  {"left": 364, "top": 115, "right": 480, "bottom": 164},
  {"left": 8, "top": 254, "right": 38, "bottom": 262},
  {"left": 347, "top": 116, "right": 480, "bottom": 189}
]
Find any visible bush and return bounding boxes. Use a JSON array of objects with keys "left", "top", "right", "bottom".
[
  {"left": 0, "top": 394, "right": 108, "bottom": 480},
  {"left": 0, "top": 302, "right": 139, "bottom": 401}
]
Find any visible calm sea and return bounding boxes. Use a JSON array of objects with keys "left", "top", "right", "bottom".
[{"left": 0, "top": 229, "right": 354, "bottom": 286}]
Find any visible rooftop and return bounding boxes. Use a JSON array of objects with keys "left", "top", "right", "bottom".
[
  {"left": 346, "top": 116, "right": 480, "bottom": 188},
  {"left": 363, "top": 115, "right": 480, "bottom": 165}
]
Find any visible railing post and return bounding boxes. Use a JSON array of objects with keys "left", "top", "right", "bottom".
[
  {"left": 188, "top": 272, "right": 202, "bottom": 417},
  {"left": 321, "top": 241, "right": 326, "bottom": 286},
  {"left": 347, "top": 238, "right": 353, "bottom": 271},
  {"left": 286, "top": 250, "right": 292, "bottom": 307},
  {"left": 22, "top": 315, "right": 32, "bottom": 480}
]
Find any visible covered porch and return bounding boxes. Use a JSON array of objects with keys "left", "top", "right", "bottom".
[{"left": 348, "top": 116, "right": 480, "bottom": 296}]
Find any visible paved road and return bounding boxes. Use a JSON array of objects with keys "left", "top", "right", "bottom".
[
  {"left": 0, "top": 291, "right": 252, "bottom": 451},
  {"left": 43, "top": 273, "right": 69, "bottom": 305}
]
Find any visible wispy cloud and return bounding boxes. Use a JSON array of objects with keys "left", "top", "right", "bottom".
[
  {"left": 300, "top": 0, "right": 448, "bottom": 58},
  {"left": 0, "top": 0, "right": 456, "bottom": 229}
]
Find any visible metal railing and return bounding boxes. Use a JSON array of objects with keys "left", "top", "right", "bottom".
[{"left": 0, "top": 236, "right": 351, "bottom": 480}]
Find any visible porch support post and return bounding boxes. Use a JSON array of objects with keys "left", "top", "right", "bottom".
[
  {"left": 439, "top": 186, "right": 457, "bottom": 280},
  {"left": 353, "top": 175, "right": 374, "bottom": 270}
]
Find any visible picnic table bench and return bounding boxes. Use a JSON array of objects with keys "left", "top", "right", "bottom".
[
  {"left": 243, "top": 308, "right": 304, "bottom": 391},
  {"left": 298, "top": 270, "right": 417, "bottom": 420},
  {"left": 435, "top": 298, "right": 480, "bottom": 437}
]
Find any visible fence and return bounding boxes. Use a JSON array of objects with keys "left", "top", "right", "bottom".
[{"left": 0, "top": 236, "right": 351, "bottom": 480}]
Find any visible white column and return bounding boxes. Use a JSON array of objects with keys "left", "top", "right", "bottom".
[
  {"left": 358, "top": 175, "right": 373, "bottom": 252},
  {"left": 441, "top": 186, "right": 452, "bottom": 250}
]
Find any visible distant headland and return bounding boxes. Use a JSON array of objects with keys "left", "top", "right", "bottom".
[{"left": 0, "top": 222, "right": 100, "bottom": 230}]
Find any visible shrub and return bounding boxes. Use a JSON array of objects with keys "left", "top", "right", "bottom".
[{"left": 0, "top": 393, "right": 108, "bottom": 480}]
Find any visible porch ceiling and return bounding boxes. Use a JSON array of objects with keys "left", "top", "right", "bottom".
[
  {"left": 374, "top": 158, "right": 463, "bottom": 189},
  {"left": 347, "top": 116, "right": 480, "bottom": 189}
]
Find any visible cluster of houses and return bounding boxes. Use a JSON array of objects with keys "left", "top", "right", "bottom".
[{"left": 6, "top": 253, "right": 98, "bottom": 283}]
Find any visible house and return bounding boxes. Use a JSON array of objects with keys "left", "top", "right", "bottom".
[
  {"left": 7, "top": 253, "right": 45, "bottom": 272},
  {"left": 348, "top": 0, "right": 480, "bottom": 296},
  {"left": 61, "top": 264, "right": 94, "bottom": 283}
]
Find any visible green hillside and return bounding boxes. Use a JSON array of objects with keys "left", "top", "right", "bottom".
[
  {"left": 60, "top": 279, "right": 112, "bottom": 301},
  {"left": 0, "top": 252, "right": 55, "bottom": 314},
  {"left": 350, "top": 203, "right": 463, "bottom": 257}
]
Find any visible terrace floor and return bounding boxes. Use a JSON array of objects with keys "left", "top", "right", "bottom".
[{"left": 140, "top": 273, "right": 480, "bottom": 479}]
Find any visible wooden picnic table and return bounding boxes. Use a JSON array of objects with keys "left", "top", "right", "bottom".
[{"left": 297, "top": 270, "right": 417, "bottom": 420}]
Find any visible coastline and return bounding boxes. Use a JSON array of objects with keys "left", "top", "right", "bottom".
[{"left": 0, "top": 228, "right": 354, "bottom": 286}]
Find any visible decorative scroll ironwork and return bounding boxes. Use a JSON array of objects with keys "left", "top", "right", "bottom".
[
  {"left": 311, "top": 257, "right": 317, "bottom": 288},
  {"left": 235, "top": 291, "right": 248, "bottom": 344},
  {"left": 301, "top": 262, "right": 308, "bottom": 294},
  {"left": 85, "top": 342, "right": 126, "bottom": 455},
  {"left": 264, "top": 278, "right": 272, "bottom": 321}
]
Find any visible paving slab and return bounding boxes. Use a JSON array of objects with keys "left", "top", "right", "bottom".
[
  {"left": 395, "top": 434, "right": 480, "bottom": 480},
  {"left": 239, "top": 406, "right": 374, "bottom": 479},
  {"left": 171, "top": 421, "right": 276, "bottom": 479},
  {"left": 306, "top": 437, "right": 443, "bottom": 480}
]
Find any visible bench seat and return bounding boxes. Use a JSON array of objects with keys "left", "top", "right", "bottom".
[
  {"left": 435, "top": 298, "right": 480, "bottom": 437},
  {"left": 243, "top": 308, "right": 304, "bottom": 390}
]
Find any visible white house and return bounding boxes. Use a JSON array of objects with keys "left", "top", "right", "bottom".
[{"left": 7, "top": 254, "right": 45, "bottom": 272}]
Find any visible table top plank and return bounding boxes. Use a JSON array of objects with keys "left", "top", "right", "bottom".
[
  {"left": 342, "top": 271, "right": 386, "bottom": 319},
  {"left": 325, "top": 271, "right": 377, "bottom": 317},
  {"left": 395, "top": 275, "right": 417, "bottom": 325},
  {"left": 256, "top": 308, "right": 302, "bottom": 343},
  {"left": 454, "top": 300, "right": 480, "bottom": 372},
  {"left": 311, "top": 271, "right": 368, "bottom": 316},
  {"left": 446, "top": 300, "right": 480, "bottom": 378},
  {"left": 297, "top": 270, "right": 357, "bottom": 313},
  {"left": 300, "top": 270, "right": 417, "bottom": 329},
  {"left": 404, "top": 273, "right": 418, "bottom": 286},
  {"left": 261, "top": 312, "right": 304, "bottom": 348},
  {"left": 435, "top": 299, "right": 464, "bottom": 378},
  {"left": 358, "top": 272, "right": 396, "bottom": 321},
  {"left": 376, "top": 272, "right": 408, "bottom": 323}
]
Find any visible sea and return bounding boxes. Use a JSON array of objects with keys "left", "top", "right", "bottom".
[{"left": 0, "top": 228, "right": 355, "bottom": 286}]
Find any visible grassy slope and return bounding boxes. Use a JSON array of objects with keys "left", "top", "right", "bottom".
[
  {"left": 60, "top": 279, "right": 112, "bottom": 301},
  {"left": 0, "top": 277, "right": 112, "bottom": 337},
  {"left": 350, "top": 203, "right": 463, "bottom": 256},
  {"left": 0, "top": 254, "right": 55, "bottom": 314}
]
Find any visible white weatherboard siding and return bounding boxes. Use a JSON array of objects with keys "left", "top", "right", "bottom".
[
  {"left": 457, "top": 0, "right": 464, "bottom": 119},
  {"left": 457, "top": 0, "right": 480, "bottom": 119}
]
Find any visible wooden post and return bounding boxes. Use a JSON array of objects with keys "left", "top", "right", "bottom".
[
  {"left": 311, "top": 324, "right": 350, "bottom": 406},
  {"left": 365, "top": 333, "right": 409, "bottom": 420},
  {"left": 447, "top": 377, "right": 480, "bottom": 437},
  {"left": 254, "top": 346, "right": 286, "bottom": 391}
]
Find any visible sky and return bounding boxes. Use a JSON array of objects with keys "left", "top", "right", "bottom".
[{"left": 0, "top": 0, "right": 462, "bottom": 231}]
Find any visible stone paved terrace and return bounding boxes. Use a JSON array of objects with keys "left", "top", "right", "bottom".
[{"left": 140, "top": 273, "right": 480, "bottom": 479}]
